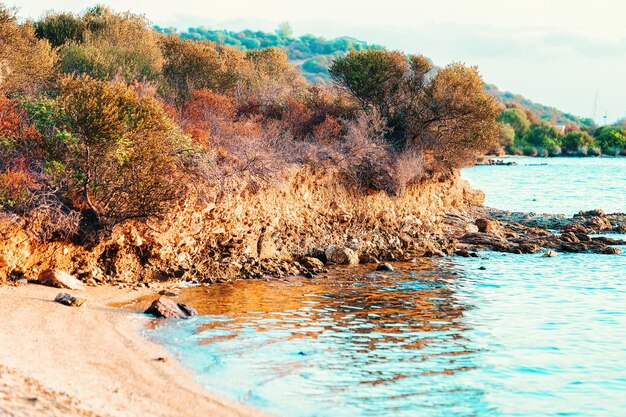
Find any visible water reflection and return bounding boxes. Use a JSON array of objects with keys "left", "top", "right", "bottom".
[{"left": 154, "top": 262, "right": 492, "bottom": 417}]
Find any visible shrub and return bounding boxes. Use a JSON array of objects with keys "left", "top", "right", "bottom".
[
  {"left": 561, "top": 131, "right": 595, "bottom": 155},
  {"left": 331, "top": 50, "right": 500, "bottom": 170},
  {"left": 56, "top": 7, "right": 164, "bottom": 83},
  {"left": 524, "top": 123, "right": 561, "bottom": 150},
  {"left": 594, "top": 126, "right": 626, "bottom": 156},
  {"left": 57, "top": 74, "right": 190, "bottom": 226},
  {"left": 0, "top": 6, "right": 57, "bottom": 95}
]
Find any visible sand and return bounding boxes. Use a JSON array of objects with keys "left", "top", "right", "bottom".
[{"left": 0, "top": 284, "right": 270, "bottom": 417}]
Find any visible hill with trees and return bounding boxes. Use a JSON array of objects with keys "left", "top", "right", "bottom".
[{"left": 162, "top": 24, "right": 597, "bottom": 130}]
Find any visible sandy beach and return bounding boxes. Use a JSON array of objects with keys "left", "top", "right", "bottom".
[{"left": 0, "top": 284, "right": 270, "bottom": 417}]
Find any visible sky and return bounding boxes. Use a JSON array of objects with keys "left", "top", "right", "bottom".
[{"left": 12, "top": 0, "right": 626, "bottom": 124}]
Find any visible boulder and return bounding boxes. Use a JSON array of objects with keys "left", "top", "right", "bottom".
[
  {"left": 375, "top": 263, "right": 395, "bottom": 272},
  {"left": 559, "top": 232, "right": 579, "bottom": 243},
  {"left": 37, "top": 269, "right": 85, "bottom": 290},
  {"left": 597, "top": 246, "right": 623, "bottom": 255},
  {"left": 474, "top": 218, "right": 504, "bottom": 235},
  {"left": 301, "top": 256, "right": 325, "bottom": 271},
  {"left": 561, "top": 222, "right": 590, "bottom": 234},
  {"left": 576, "top": 209, "right": 605, "bottom": 217},
  {"left": 324, "top": 245, "right": 359, "bottom": 265},
  {"left": 518, "top": 243, "right": 542, "bottom": 254},
  {"left": 542, "top": 250, "right": 558, "bottom": 258},
  {"left": 584, "top": 216, "right": 612, "bottom": 232},
  {"left": 144, "top": 297, "right": 198, "bottom": 319},
  {"left": 54, "top": 293, "right": 87, "bottom": 307}
]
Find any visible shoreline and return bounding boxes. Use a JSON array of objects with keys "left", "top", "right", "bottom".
[{"left": 0, "top": 284, "right": 270, "bottom": 417}]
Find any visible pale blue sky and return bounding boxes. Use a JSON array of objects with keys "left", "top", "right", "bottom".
[{"left": 11, "top": 0, "right": 626, "bottom": 123}]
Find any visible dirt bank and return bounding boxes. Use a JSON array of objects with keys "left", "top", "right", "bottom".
[{"left": 0, "top": 169, "right": 484, "bottom": 285}]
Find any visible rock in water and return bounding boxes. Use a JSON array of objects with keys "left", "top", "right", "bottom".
[
  {"left": 144, "top": 297, "right": 197, "bottom": 319},
  {"left": 584, "top": 217, "right": 612, "bottom": 232},
  {"left": 376, "top": 263, "right": 395, "bottom": 272},
  {"left": 324, "top": 245, "right": 359, "bottom": 265},
  {"left": 177, "top": 303, "right": 198, "bottom": 317},
  {"left": 597, "top": 246, "right": 623, "bottom": 255},
  {"left": 542, "top": 250, "right": 558, "bottom": 258},
  {"left": 475, "top": 218, "right": 504, "bottom": 235},
  {"left": 301, "top": 256, "right": 325, "bottom": 271},
  {"left": 54, "top": 293, "right": 87, "bottom": 307},
  {"left": 38, "top": 269, "right": 85, "bottom": 290}
]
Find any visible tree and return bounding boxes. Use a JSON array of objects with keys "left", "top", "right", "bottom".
[
  {"left": 57, "top": 74, "right": 190, "bottom": 226},
  {"left": 498, "top": 123, "right": 515, "bottom": 149},
  {"left": 561, "top": 131, "right": 595, "bottom": 154},
  {"left": 275, "top": 22, "right": 293, "bottom": 39},
  {"left": 417, "top": 63, "right": 501, "bottom": 167},
  {"left": 55, "top": 7, "right": 164, "bottom": 83},
  {"left": 524, "top": 123, "right": 562, "bottom": 155},
  {"left": 0, "top": 6, "right": 57, "bottom": 96},
  {"left": 34, "top": 12, "right": 85, "bottom": 47},
  {"left": 497, "top": 107, "right": 530, "bottom": 139},
  {"left": 594, "top": 126, "right": 626, "bottom": 155},
  {"left": 330, "top": 50, "right": 500, "bottom": 170}
]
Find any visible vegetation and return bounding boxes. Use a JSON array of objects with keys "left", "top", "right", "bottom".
[
  {"left": 3, "top": 3, "right": 623, "bottom": 245},
  {"left": 156, "top": 23, "right": 383, "bottom": 84}
]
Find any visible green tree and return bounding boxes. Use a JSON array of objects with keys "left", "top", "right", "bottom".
[
  {"left": 561, "top": 131, "right": 595, "bottom": 154},
  {"left": 34, "top": 12, "right": 85, "bottom": 47},
  {"left": 497, "top": 108, "right": 530, "bottom": 139},
  {"left": 524, "top": 123, "right": 562, "bottom": 155},
  {"left": 594, "top": 126, "right": 626, "bottom": 155}
]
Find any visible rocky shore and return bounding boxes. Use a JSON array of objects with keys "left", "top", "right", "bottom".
[{"left": 447, "top": 208, "right": 626, "bottom": 256}]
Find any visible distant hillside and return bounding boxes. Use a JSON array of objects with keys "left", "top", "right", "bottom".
[
  {"left": 155, "top": 23, "right": 383, "bottom": 83},
  {"left": 485, "top": 84, "right": 596, "bottom": 128},
  {"left": 159, "top": 24, "right": 593, "bottom": 128}
]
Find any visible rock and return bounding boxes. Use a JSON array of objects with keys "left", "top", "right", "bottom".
[
  {"left": 455, "top": 249, "right": 471, "bottom": 257},
  {"left": 54, "top": 293, "right": 87, "bottom": 307},
  {"left": 478, "top": 266, "right": 487, "bottom": 270},
  {"left": 542, "top": 250, "right": 558, "bottom": 258},
  {"left": 358, "top": 253, "right": 379, "bottom": 264},
  {"left": 518, "top": 243, "right": 542, "bottom": 254},
  {"left": 324, "top": 245, "right": 359, "bottom": 265},
  {"left": 460, "top": 232, "right": 507, "bottom": 246},
  {"left": 559, "top": 232, "right": 579, "bottom": 243},
  {"left": 575, "top": 233, "right": 592, "bottom": 242},
  {"left": 158, "top": 289, "right": 180, "bottom": 297},
  {"left": 592, "top": 236, "right": 626, "bottom": 245},
  {"left": 303, "top": 271, "right": 314, "bottom": 279},
  {"left": 597, "top": 246, "right": 623, "bottom": 255},
  {"left": 584, "top": 216, "right": 612, "bottom": 232},
  {"left": 301, "top": 256, "right": 325, "bottom": 271},
  {"left": 177, "top": 303, "right": 198, "bottom": 317},
  {"left": 475, "top": 218, "right": 504, "bottom": 235},
  {"left": 561, "top": 223, "right": 589, "bottom": 234},
  {"left": 576, "top": 209, "right": 605, "bottom": 217},
  {"left": 376, "top": 263, "right": 395, "bottom": 272},
  {"left": 37, "top": 269, "right": 85, "bottom": 290},
  {"left": 144, "top": 297, "right": 197, "bottom": 319}
]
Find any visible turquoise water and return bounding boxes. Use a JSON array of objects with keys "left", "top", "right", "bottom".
[
  {"left": 149, "top": 158, "right": 626, "bottom": 416},
  {"left": 463, "top": 157, "right": 626, "bottom": 215}
]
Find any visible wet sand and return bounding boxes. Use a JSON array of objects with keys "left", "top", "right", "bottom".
[{"left": 0, "top": 284, "right": 270, "bottom": 417}]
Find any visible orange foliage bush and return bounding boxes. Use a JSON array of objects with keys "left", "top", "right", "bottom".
[{"left": 313, "top": 116, "right": 342, "bottom": 144}]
